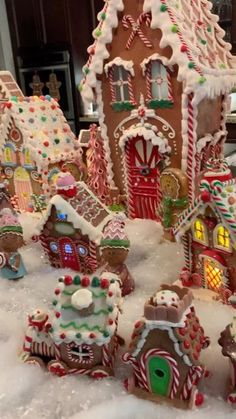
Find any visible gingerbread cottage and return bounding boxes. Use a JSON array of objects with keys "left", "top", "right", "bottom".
[
  {"left": 21, "top": 272, "right": 123, "bottom": 378},
  {"left": 0, "top": 71, "right": 23, "bottom": 116},
  {"left": 123, "top": 284, "right": 210, "bottom": 408},
  {"left": 38, "top": 173, "right": 113, "bottom": 273},
  {"left": 218, "top": 295, "right": 236, "bottom": 405},
  {"left": 0, "top": 95, "right": 84, "bottom": 210},
  {"left": 174, "top": 159, "right": 236, "bottom": 301},
  {"left": 80, "top": 0, "right": 236, "bottom": 221}
]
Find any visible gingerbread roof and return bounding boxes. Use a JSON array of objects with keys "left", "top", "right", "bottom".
[
  {"left": 127, "top": 285, "right": 206, "bottom": 367},
  {"left": 0, "top": 96, "right": 82, "bottom": 172},
  {"left": 51, "top": 272, "right": 122, "bottom": 347},
  {"left": 174, "top": 177, "right": 236, "bottom": 243},
  {"left": 0, "top": 71, "right": 23, "bottom": 103},
  {"left": 80, "top": 0, "right": 236, "bottom": 109},
  {"left": 38, "top": 181, "right": 113, "bottom": 242}
]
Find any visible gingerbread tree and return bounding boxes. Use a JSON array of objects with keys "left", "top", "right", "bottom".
[{"left": 87, "top": 124, "right": 110, "bottom": 204}]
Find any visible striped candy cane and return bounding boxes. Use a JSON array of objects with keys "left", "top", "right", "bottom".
[
  {"left": 122, "top": 13, "right": 153, "bottom": 50},
  {"left": 122, "top": 353, "right": 145, "bottom": 389},
  {"left": 181, "top": 366, "right": 204, "bottom": 400},
  {"left": 140, "top": 349, "right": 180, "bottom": 398}
]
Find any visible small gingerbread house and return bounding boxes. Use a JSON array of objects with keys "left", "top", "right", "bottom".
[
  {"left": 22, "top": 272, "right": 122, "bottom": 378},
  {"left": 80, "top": 0, "right": 236, "bottom": 221},
  {"left": 123, "top": 284, "right": 209, "bottom": 408},
  {"left": 174, "top": 159, "right": 236, "bottom": 300},
  {"left": 38, "top": 179, "right": 113, "bottom": 273},
  {"left": 0, "top": 95, "right": 84, "bottom": 211},
  {"left": 0, "top": 71, "right": 23, "bottom": 112},
  {"left": 218, "top": 295, "right": 236, "bottom": 405}
]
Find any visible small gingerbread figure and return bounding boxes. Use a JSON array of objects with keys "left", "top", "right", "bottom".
[
  {"left": 0, "top": 209, "right": 26, "bottom": 280},
  {"left": 100, "top": 215, "right": 134, "bottom": 296}
]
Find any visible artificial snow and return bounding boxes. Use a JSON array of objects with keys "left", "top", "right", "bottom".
[{"left": 0, "top": 215, "right": 235, "bottom": 418}]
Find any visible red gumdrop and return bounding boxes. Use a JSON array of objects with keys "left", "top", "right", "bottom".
[
  {"left": 81, "top": 276, "right": 90, "bottom": 287},
  {"left": 195, "top": 393, "right": 204, "bottom": 406},
  {"left": 100, "top": 278, "right": 109, "bottom": 289},
  {"left": 201, "top": 190, "right": 211, "bottom": 202},
  {"left": 64, "top": 275, "right": 73, "bottom": 286}
]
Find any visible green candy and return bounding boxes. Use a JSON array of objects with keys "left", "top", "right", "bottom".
[
  {"left": 92, "top": 276, "right": 100, "bottom": 287},
  {"left": 171, "top": 24, "right": 178, "bottom": 33},
  {"left": 74, "top": 275, "right": 81, "bottom": 285},
  {"left": 160, "top": 4, "right": 167, "bottom": 12}
]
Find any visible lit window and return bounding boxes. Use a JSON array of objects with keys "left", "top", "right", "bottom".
[
  {"left": 193, "top": 219, "right": 206, "bottom": 243},
  {"left": 24, "top": 148, "right": 32, "bottom": 166},
  {"left": 214, "top": 225, "right": 231, "bottom": 251},
  {"left": 77, "top": 245, "right": 88, "bottom": 257},
  {"left": 50, "top": 242, "right": 58, "bottom": 253},
  {"left": 3, "top": 144, "right": 16, "bottom": 165},
  {"left": 205, "top": 259, "right": 223, "bottom": 291},
  {"left": 65, "top": 244, "right": 73, "bottom": 254}
]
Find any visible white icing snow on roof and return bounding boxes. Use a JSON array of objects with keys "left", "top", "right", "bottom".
[
  {"left": 104, "top": 57, "right": 134, "bottom": 76},
  {"left": 0, "top": 96, "right": 81, "bottom": 171}
]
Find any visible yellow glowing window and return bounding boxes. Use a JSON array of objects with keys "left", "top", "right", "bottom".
[
  {"left": 205, "top": 259, "right": 223, "bottom": 290},
  {"left": 194, "top": 219, "right": 205, "bottom": 242},
  {"left": 4, "top": 147, "right": 13, "bottom": 163},
  {"left": 217, "top": 226, "right": 230, "bottom": 249},
  {"left": 24, "top": 149, "right": 31, "bottom": 165}
]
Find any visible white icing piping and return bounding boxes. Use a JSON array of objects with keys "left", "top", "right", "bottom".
[
  {"left": 104, "top": 58, "right": 135, "bottom": 76},
  {"left": 140, "top": 53, "right": 173, "bottom": 76}
]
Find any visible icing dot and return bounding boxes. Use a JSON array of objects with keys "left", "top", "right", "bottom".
[
  {"left": 160, "top": 4, "right": 167, "bottom": 12},
  {"left": 55, "top": 312, "right": 60, "bottom": 318},
  {"left": 181, "top": 45, "right": 187, "bottom": 52},
  {"left": 94, "top": 29, "right": 102, "bottom": 37},
  {"left": 207, "top": 26, "right": 212, "bottom": 32},
  {"left": 42, "top": 152, "right": 47, "bottom": 158},
  {"left": 29, "top": 118, "right": 34, "bottom": 123},
  {"left": 198, "top": 76, "right": 206, "bottom": 84},
  {"left": 41, "top": 116, "right": 47, "bottom": 122},
  {"left": 89, "top": 333, "right": 95, "bottom": 339},
  {"left": 29, "top": 107, "right": 35, "bottom": 112},
  {"left": 92, "top": 276, "right": 100, "bottom": 287},
  {"left": 19, "top": 108, "right": 23, "bottom": 113},
  {"left": 100, "top": 12, "right": 106, "bottom": 20},
  {"left": 76, "top": 332, "right": 81, "bottom": 338},
  {"left": 60, "top": 333, "right": 66, "bottom": 339},
  {"left": 171, "top": 24, "right": 178, "bottom": 33},
  {"left": 52, "top": 300, "right": 57, "bottom": 306},
  {"left": 103, "top": 331, "right": 109, "bottom": 338},
  {"left": 200, "top": 39, "right": 207, "bottom": 45},
  {"left": 188, "top": 61, "right": 195, "bottom": 69},
  {"left": 64, "top": 275, "right": 73, "bottom": 285},
  {"left": 54, "top": 288, "right": 60, "bottom": 295}
]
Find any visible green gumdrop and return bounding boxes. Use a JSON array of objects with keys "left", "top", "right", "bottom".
[
  {"left": 103, "top": 331, "right": 110, "bottom": 338},
  {"left": 160, "top": 4, "right": 167, "bottom": 12},
  {"left": 41, "top": 116, "right": 47, "bottom": 122},
  {"left": 42, "top": 152, "right": 47, "bottom": 158},
  {"left": 76, "top": 332, "right": 81, "bottom": 339},
  {"left": 171, "top": 24, "right": 178, "bottom": 33},
  {"left": 54, "top": 138, "right": 60, "bottom": 144},
  {"left": 74, "top": 275, "right": 81, "bottom": 285},
  {"left": 92, "top": 276, "right": 100, "bottom": 287}
]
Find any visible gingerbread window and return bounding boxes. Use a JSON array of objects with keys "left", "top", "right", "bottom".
[
  {"left": 141, "top": 55, "right": 173, "bottom": 109},
  {"left": 193, "top": 219, "right": 208, "bottom": 245},
  {"left": 23, "top": 148, "right": 35, "bottom": 169},
  {"left": 214, "top": 225, "right": 231, "bottom": 252},
  {"left": 3, "top": 143, "right": 16, "bottom": 166},
  {"left": 105, "top": 58, "right": 135, "bottom": 111}
]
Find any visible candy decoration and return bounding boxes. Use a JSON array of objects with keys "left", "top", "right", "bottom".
[
  {"left": 122, "top": 13, "right": 153, "bottom": 50},
  {"left": 181, "top": 365, "right": 204, "bottom": 400}
]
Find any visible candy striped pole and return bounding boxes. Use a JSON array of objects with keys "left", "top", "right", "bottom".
[
  {"left": 181, "top": 366, "right": 204, "bottom": 400},
  {"left": 186, "top": 93, "right": 197, "bottom": 203},
  {"left": 145, "top": 64, "right": 152, "bottom": 101},
  {"left": 127, "top": 75, "right": 135, "bottom": 105},
  {"left": 122, "top": 353, "right": 145, "bottom": 389},
  {"left": 108, "top": 67, "right": 116, "bottom": 103},
  {"left": 166, "top": 69, "right": 174, "bottom": 102}
]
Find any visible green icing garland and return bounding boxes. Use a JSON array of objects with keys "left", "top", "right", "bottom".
[
  {"left": 148, "top": 99, "right": 174, "bottom": 109},
  {"left": 111, "top": 101, "right": 135, "bottom": 112},
  {"left": 162, "top": 196, "right": 188, "bottom": 228},
  {"left": 60, "top": 322, "right": 103, "bottom": 332}
]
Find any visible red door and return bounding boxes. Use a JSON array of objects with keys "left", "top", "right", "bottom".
[
  {"left": 125, "top": 137, "right": 161, "bottom": 220},
  {"left": 58, "top": 238, "right": 80, "bottom": 271}
]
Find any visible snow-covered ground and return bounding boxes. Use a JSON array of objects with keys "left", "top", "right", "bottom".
[{"left": 0, "top": 215, "right": 235, "bottom": 419}]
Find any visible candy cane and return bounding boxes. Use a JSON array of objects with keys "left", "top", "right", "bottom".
[
  {"left": 140, "top": 349, "right": 180, "bottom": 398},
  {"left": 102, "top": 343, "right": 113, "bottom": 368},
  {"left": 122, "top": 13, "right": 153, "bottom": 50},
  {"left": 122, "top": 353, "right": 145, "bottom": 389},
  {"left": 145, "top": 64, "right": 152, "bottom": 101},
  {"left": 166, "top": 68, "right": 173, "bottom": 102},
  {"left": 186, "top": 93, "right": 197, "bottom": 203},
  {"left": 181, "top": 366, "right": 204, "bottom": 400}
]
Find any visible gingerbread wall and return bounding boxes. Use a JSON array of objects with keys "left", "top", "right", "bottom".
[
  {"left": 196, "top": 97, "right": 223, "bottom": 139},
  {"left": 100, "top": 0, "right": 183, "bottom": 194}
]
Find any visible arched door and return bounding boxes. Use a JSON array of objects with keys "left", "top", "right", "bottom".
[
  {"left": 58, "top": 237, "right": 80, "bottom": 271},
  {"left": 147, "top": 355, "right": 172, "bottom": 396},
  {"left": 14, "top": 167, "right": 33, "bottom": 210},
  {"left": 125, "top": 136, "right": 161, "bottom": 220}
]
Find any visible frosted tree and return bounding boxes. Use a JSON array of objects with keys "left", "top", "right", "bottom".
[{"left": 87, "top": 124, "right": 110, "bottom": 203}]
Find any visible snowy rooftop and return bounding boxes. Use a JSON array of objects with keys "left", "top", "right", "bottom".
[
  {"left": 0, "top": 96, "right": 81, "bottom": 171},
  {"left": 80, "top": 0, "right": 236, "bottom": 108},
  {"left": 38, "top": 182, "right": 113, "bottom": 243}
]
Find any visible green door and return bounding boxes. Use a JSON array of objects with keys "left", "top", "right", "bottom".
[{"left": 148, "top": 356, "right": 172, "bottom": 396}]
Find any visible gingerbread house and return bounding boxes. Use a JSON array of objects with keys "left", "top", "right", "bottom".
[
  {"left": 218, "top": 295, "right": 236, "bottom": 405},
  {"left": 0, "top": 95, "right": 84, "bottom": 211},
  {"left": 174, "top": 159, "right": 236, "bottom": 301},
  {"left": 80, "top": 0, "right": 236, "bottom": 221},
  {"left": 21, "top": 272, "right": 123, "bottom": 378},
  {"left": 123, "top": 284, "right": 210, "bottom": 408},
  {"left": 38, "top": 177, "right": 113, "bottom": 273},
  {"left": 0, "top": 71, "right": 23, "bottom": 111}
]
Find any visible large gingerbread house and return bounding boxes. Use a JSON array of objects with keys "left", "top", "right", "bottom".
[
  {"left": 123, "top": 284, "right": 210, "bottom": 408},
  {"left": 0, "top": 95, "right": 84, "bottom": 210},
  {"left": 38, "top": 176, "right": 113, "bottom": 273},
  {"left": 21, "top": 272, "right": 123, "bottom": 378},
  {"left": 174, "top": 159, "right": 236, "bottom": 301},
  {"left": 80, "top": 0, "right": 236, "bottom": 221}
]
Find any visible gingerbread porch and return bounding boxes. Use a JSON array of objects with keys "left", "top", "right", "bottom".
[
  {"left": 174, "top": 159, "right": 236, "bottom": 302},
  {"left": 80, "top": 0, "right": 236, "bottom": 222},
  {"left": 0, "top": 95, "right": 84, "bottom": 211},
  {"left": 123, "top": 284, "right": 210, "bottom": 408}
]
